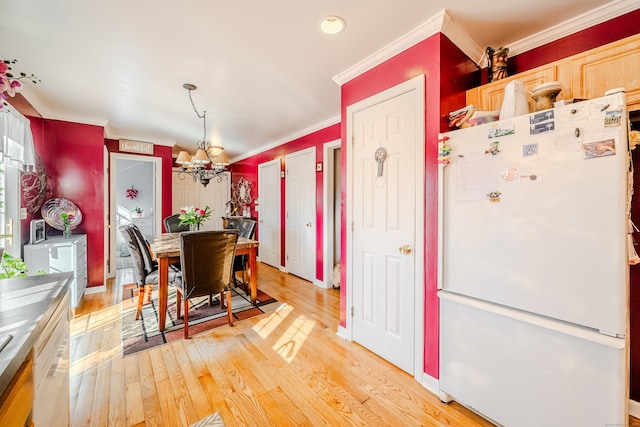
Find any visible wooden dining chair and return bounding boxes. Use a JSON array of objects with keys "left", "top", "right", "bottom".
[{"left": 174, "top": 229, "right": 239, "bottom": 339}]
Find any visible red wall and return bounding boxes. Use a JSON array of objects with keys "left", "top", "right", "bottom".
[
  {"left": 229, "top": 124, "right": 341, "bottom": 279},
  {"left": 25, "top": 117, "right": 105, "bottom": 288}
]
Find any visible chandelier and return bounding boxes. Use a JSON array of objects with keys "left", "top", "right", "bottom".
[{"left": 175, "top": 83, "right": 229, "bottom": 187}]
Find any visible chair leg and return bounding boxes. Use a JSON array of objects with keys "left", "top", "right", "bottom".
[
  {"left": 144, "top": 284, "right": 153, "bottom": 304},
  {"left": 183, "top": 299, "right": 190, "bottom": 339},
  {"left": 219, "top": 291, "right": 225, "bottom": 309},
  {"left": 135, "top": 285, "right": 144, "bottom": 320},
  {"left": 176, "top": 290, "right": 182, "bottom": 318},
  {"left": 226, "top": 290, "right": 233, "bottom": 327}
]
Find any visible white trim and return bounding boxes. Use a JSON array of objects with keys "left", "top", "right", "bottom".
[
  {"left": 336, "top": 325, "right": 348, "bottom": 340},
  {"left": 629, "top": 399, "right": 640, "bottom": 419},
  {"left": 506, "top": 0, "right": 640, "bottom": 61},
  {"left": 108, "top": 153, "right": 163, "bottom": 278},
  {"left": 322, "top": 139, "right": 342, "bottom": 290},
  {"left": 333, "top": 11, "right": 446, "bottom": 86},
  {"left": 346, "top": 74, "right": 425, "bottom": 382},
  {"left": 231, "top": 115, "right": 340, "bottom": 164},
  {"left": 257, "top": 158, "right": 282, "bottom": 270},
  {"left": 420, "top": 373, "right": 440, "bottom": 397},
  {"left": 84, "top": 285, "right": 106, "bottom": 295},
  {"left": 332, "top": 2, "right": 639, "bottom": 84}
]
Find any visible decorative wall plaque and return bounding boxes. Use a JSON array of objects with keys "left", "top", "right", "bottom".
[{"left": 119, "top": 139, "right": 154, "bottom": 155}]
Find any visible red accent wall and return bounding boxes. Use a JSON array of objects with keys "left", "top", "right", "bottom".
[
  {"left": 229, "top": 124, "right": 341, "bottom": 280},
  {"left": 24, "top": 117, "right": 105, "bottom": 288}
]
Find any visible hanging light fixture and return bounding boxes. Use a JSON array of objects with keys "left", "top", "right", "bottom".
[{"left": 175, "top": 83, "right": 229, "bottom": 187}]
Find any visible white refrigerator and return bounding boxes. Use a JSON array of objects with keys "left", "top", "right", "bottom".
[{"left": 438, "top": 92, "right": 630, "bottom": 427}]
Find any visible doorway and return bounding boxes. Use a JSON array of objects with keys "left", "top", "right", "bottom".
[
  {"left": 258, "top": 158, "right": 282, "bottom": 268},
  {"left": 346, "top": 75, "right": 425, "bottom": 378},
  {"left": 323, "top": 139, "right": 341, "bottom": 289},
  {"left": 108, "top": 153, "right": 162, "bottom": 278}
]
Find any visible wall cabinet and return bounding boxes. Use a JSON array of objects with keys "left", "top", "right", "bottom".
[
  {"left": 24, "top": 235, "right": 88, "bottom": 308},
  {"left": 467, "top": 33, "right": 640, "bottom": 113},
  {"left": 172, "top": 169, "right": 230, "bottom": 230}
]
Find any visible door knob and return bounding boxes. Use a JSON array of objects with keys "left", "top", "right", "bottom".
[{"left": 399, "top": 245, "right": 412, "bottom": 254}]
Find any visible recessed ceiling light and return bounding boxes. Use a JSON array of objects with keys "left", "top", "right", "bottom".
[{"left": 320, "top": 16, "right": 346, "bottom": 34}]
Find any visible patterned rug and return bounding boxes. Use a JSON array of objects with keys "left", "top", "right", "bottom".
[
  {"left": 189, "top": 412, "right": 225, "bottom": 427},
  {"left": 121, "top": 281, "right": 278, "bottom": 356}
]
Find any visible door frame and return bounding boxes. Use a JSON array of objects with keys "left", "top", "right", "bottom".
[
  {"left": 257, "top": 158, "right": 282, "bottom": 268},
  {"left": 345, "top": 75, "right": 425, "bottom": 382},
  {"left": 107, "top": 152, "right": 162, "bottom": 278},
  {"left": 322, "top": 139, "right": 341, "bottom": 289}
]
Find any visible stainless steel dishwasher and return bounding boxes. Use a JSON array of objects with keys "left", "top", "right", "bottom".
[{"left": 31, "top": 288, "right": 71, "bottom": 427}]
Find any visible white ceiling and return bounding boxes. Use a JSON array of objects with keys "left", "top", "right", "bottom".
[{"left": 0, "top": 0, "right": 635, "bottom": 161}]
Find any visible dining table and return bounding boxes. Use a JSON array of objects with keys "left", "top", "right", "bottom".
[{"left": 149, "top": 233, "right": 260, "bottom": 332}]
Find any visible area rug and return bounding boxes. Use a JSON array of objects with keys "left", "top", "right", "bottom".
[
  {"left": 189, "top": 411, "right": 225, "bottom": 427},
  {"left": 121, "top": 282, "right": 278, "bottom": 356}
]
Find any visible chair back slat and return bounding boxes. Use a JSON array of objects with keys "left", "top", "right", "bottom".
[{"left": 118, "top": 224, "right": 146, "bottom": 287}]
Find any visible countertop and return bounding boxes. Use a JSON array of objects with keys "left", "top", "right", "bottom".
[{"left": 0, "top": 272, "right": 72, "bottom": 397}]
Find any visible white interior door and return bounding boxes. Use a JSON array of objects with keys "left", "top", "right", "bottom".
[
  {"left": 285, "top": 147, "right": 316, "bottom": 282},
  {"left": 348, "top": 77, "right": 424, "bottom": 375},
  {"left": 258, "top": 159, "right": 281, "bottom": 268},
  {"left": 172, "top": 170, "right": 229, "bottom": 230}
]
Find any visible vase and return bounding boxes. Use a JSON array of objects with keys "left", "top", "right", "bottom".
[
  {"left": 63, "top": 225, "right": 72, "bottom": 238},
  {"left": 190, "top": 223, "right": 200, "bottom": 231}
]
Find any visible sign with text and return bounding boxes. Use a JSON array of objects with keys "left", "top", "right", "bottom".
[{"left": 119, "top": 139, "right": 154, "bottom": 155}]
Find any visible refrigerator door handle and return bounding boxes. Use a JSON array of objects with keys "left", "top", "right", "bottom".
[{"left": 438, "top": 291, "right": 626, "bottom": 349}]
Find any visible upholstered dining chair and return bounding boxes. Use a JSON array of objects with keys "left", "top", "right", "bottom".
[
  {"left": 225, "top": 219, "right": 257, "bottom": 289},
  {"left": 119, "top": 224, "right": 178, "bottom": 320},
  {"left": 174, "top": 229, "right": 239, "bottom": 339},
  {"left": 163, "top": 213, "right": 190, "bottom": 233}
]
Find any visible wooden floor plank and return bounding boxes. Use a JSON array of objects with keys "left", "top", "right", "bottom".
[{"left": 70, "top": 263, "right": 639, "bottom": 426}]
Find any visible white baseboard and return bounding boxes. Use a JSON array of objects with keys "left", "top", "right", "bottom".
[
  {"left": 279, "top": 266, "right": 287, "bottom": 273},
  {"left": 313, "top": 278, "right": 331, "bottom": 289},
  {"left": 84, "top": 285, "right": 106, "bottom": 294},
  {"left": 336, "top": 325, "right": 348, "bottom": 340},
  {"left": 630, "top": 399, "right": 640, "bottom": 419},
  {"left": 420, "top": 372, "right": 440, "bottom": 397}
]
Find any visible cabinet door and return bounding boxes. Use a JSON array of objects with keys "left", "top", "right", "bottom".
[
  {"left": 570, "top": 35, "right": 640, "bottom": 111},
  {"left": 467, "top": 65, "right": 564, "bottom": 113}
]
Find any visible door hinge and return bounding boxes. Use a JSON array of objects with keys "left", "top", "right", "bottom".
[
  {"left": 351, "top": 135, "right": 355, "bottom": 146},
  {"left": 350, "top": 306, "right": 354, "bottom": 317},
  {"left": 351, "top": 221, "right": 354, "bottom": 231}
]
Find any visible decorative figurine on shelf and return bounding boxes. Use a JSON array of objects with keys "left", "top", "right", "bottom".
[
  {"left": 486, "top": 46, "right": 509, "bottom": 83},
  {"left": 60, "top": 212, "right": 74, "bottom": 238}
]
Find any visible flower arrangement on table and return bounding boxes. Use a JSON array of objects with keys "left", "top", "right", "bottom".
[
  {"left": 179, "top": 205, "right": 212, "bottom": 230},
  {"left": 134, "top": 207, "right": 143, "bottom": 216},
  {"left": 60, "top": 212, "right": 75, "bottom": 238}
]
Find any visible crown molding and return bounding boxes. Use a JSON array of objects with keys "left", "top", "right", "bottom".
[
  {"left": 440, "top": 11, "right": 485, "bottom": 66},
  {"left": 333, "top": 11, "right": 448, "bottom": 86},
  {"left": 230, "top": 115, "right": 341, "bottom": 164}
]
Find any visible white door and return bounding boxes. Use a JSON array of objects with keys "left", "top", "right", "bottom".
[
  {"left": 258, "top": 159, "right": 281, "bottom": 268},
  {"left": 348, "top": 77, "right": 424, "bottom": 374},
  {"left": 285, "top": 147, "right": 316, "bottom": 282},
  {"left": 172, "top": 170, "right": 229, "bottom": 230}
]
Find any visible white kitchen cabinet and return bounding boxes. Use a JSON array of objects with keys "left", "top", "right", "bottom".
[{"left": 24, "top": 235, "right": 88, "bottom": 308}]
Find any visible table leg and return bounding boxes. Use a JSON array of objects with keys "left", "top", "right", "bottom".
[
  {"left": 249, "top": 247, "right": 258, "bottom": 305},
  {"left": 158, "top": 257, "right": 169, "bottom": 331}
]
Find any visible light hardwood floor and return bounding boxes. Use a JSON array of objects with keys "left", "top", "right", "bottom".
[{"left": 71, "top": 264, "right": 504, "bottom": 426}]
